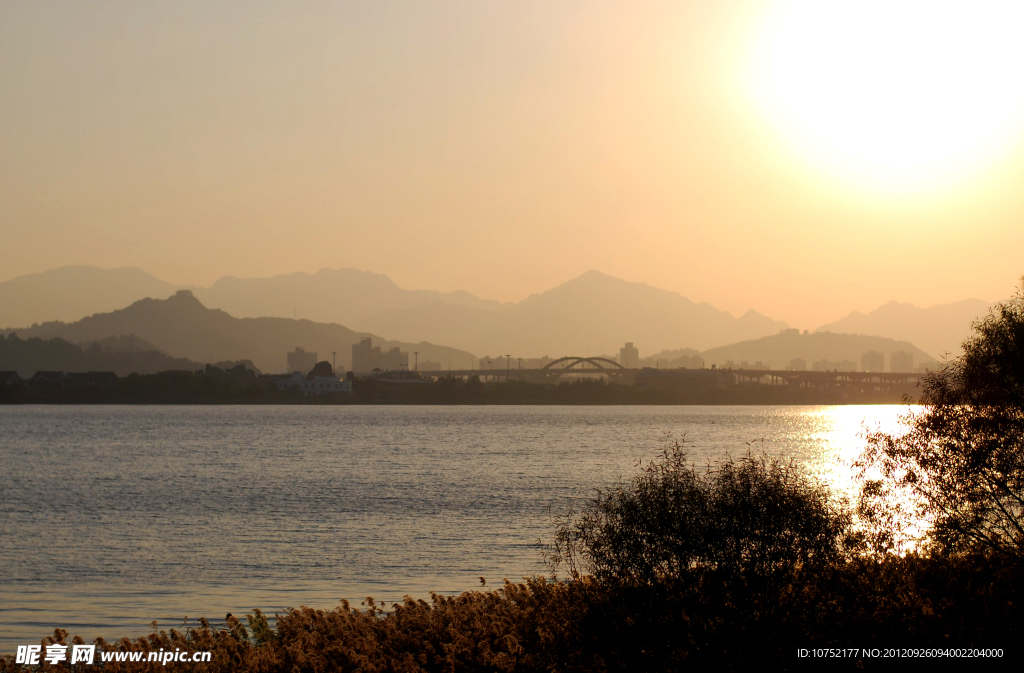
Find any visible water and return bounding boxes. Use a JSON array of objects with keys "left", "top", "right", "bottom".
[{"left": 0, "top": 404, "right": 914, "bottom": 650}]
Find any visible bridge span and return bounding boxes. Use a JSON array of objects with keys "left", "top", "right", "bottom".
[{"left": 414, "top": 363, "right": 927, "bottom": 391}]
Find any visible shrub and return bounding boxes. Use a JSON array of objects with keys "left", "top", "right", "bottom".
[{"left": 548, "top": 443, "right": 856, "bottom": 586}]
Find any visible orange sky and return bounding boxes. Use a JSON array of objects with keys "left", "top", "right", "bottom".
[{"left": 2, "top": 1, "right": 1023, "bottom": 328}]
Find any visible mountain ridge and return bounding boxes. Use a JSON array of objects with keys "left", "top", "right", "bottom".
[
  {"left": 3, "top": 265, "right": 992, "bottom": 359},
  {"left": 10, "top": 290, "right": 477, "bottom": 374},
  {"left": 2, "top": 266, "right": 790, "bottom": 355},
  {"left": 355, "top": 270, "right": 790, "bottom": 354},
  {"left": 700, "top": 330, "right": 937, "bottom": 371},
  {"left": 815, "top": 298, "right": 995, "bottom": 359}
]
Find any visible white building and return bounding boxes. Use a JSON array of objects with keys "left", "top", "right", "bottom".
[{"left": 275, "top": 372, "right": 352, "bottom": 396}]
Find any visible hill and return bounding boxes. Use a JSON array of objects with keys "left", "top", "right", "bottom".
[
  {"left": 197, "top": 267, "right": 506, "bottom": 325},
  {"left": 700, "top": 330, "right": 937, "bottom": 371},
  {"left": 2, "top": 266, "right": 790, "bottom": 356},
  {"left": 814, "top": 299, "right": 994, "bottom": 359},
  {"left": 9, "top": 291, "right": 478, "bottom": 374},
  {"left": 0, "top": 266, "right": 183, "bottom": 329},
  {"left": 358, "top": 270, "right": 790, "bottom": 355},
  {"left": 0, "top": 333, "right": 223, "bottom": 377},
  {"left": 0, "top": 266, "right": 503, "bottom": 330}
]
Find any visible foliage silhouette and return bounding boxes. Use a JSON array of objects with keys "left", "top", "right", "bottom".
[
  {"left": 549, "top": 443, "right": 857, "bottom": 586},
  {"left": 859, "top": 281, "right": 1024, "bottom": 557}
]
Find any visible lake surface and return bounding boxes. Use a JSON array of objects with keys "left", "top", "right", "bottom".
[{"left": 0, "top": 404, "right": 915, "bottom": 650}]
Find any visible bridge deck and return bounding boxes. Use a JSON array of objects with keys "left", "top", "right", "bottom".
[{"left": 415, "top": 368, "right": 924, "bottom": 382}]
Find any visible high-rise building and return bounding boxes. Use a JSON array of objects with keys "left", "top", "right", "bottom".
[
  {"left": 811, "top": 359, "right": 831, "bottom": 372},
  {"left": 861, "top": 350, "right": 885, "bottom": 373},
  {"left": 352, "top": 338, "right": 409, "bottom": 374},
  {"left": 286, "top": 347, "right": 318, "bottom": 374},
  {"left": 812, "top": 359, "right": 859, "bottom": 372},
  {"left": 836, "top": 359, "right": 858, "bottom": 372},
  {"left": 890, "top": 350, "right": 913, "bottom": 372},
  {"left": 619, "top": 342, "right": 639, "bottom": 368}
]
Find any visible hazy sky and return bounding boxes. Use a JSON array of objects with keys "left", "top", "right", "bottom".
[{"left": 3, "top": 0, "right": 1023, "bottom": 328}]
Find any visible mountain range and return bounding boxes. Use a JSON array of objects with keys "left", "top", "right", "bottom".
[
  {"left": 0, "top": 267, "right": 182, "bottom": 330},
  {"left": 8, "top": 291, "right": 477, "bottom": 374},
  {"left": 701, "top": 330, "right": 935, "bottom": 371},
  {"left": 814, "top": 299, "right": 995, "bottom": 360},
  {"left": 0, "top": 265, "right": 996, "bottom": 360},
  {"left": 1, "top": 267, "right": 789, "bottom": 356},
  {"left": 355, "top": 270, "right": 790, "bottom": 356}
]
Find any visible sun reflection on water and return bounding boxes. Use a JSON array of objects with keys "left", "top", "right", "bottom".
[
  {"left": 788, "top": 405, "right": 928, "bottom": 552},
  {"left": 801, "top": 405, "right": 920, "bottom": 497}
]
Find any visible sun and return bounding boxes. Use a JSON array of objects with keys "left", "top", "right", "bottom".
[{"left": 751, "top": 0, "right": 1024, "bottom": 187}]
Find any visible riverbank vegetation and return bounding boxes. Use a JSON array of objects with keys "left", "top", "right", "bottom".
[
  {"left": 4, "top": 288, "right": 1023, "bottom": 671},
  {"left": 5, "top": 449, "right": 1019, "bottom": 672},
  {"left": 2, "top": 372, "right": 910, "bottom": 405}
]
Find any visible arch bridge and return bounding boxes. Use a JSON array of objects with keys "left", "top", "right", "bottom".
[
  {"left": 415, "top": 356, "right": 630, "bottom": 382},
  {"left": 541, "top": 356, "right": 625, "bottom": 378}
]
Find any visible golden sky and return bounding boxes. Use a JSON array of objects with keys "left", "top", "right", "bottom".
[{"left": 2, "top": 0, "right": 1023, "bottom": 328}]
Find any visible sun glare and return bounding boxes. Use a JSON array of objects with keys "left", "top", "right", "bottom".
[{"left": 752, "top": 0, "right": 1024, "bottom": 188}]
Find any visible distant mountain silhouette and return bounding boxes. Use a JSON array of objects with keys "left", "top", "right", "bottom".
[
  {"left": 814, "top": 299, "right": 995, "bottom": 359},
  {"left": 358, "top": 270, "right": 791, "bottom": 355},
  {"left": 0, "top": 266, "right": 184, "bottom": 329},
  {"left": 2, "top": 266, "right": 790, "bottom": 356},
  {"left": 3, "top": 265, "right": 978, "bottom": 371},
  {"left": 701, "top": 330, "right": 937, "bottom": 371},
  {"left": 11, "top": 291, "right": 477, "bottom": 374},
  {"left": 77, "top": 334, "right": 162, "bottom": 353},
  {"left": 0, "top": 333, "right": 241, "bottom": 377},
  {"left": 0, "top": 266, "right": 504, "bottom": 329},
  {"left": 196, "top": 268, "right": 506, "bottom": 325}
]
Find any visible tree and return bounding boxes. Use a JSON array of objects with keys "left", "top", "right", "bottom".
[
  {"left": 859, "top": 281, "right": 1024, "bottom": 557},
  {"left": 307, "top": 360, "right": 334, "bottom": 378},
  {"left": 549, "top": 442, "right": 855, "bottom": 586}
]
